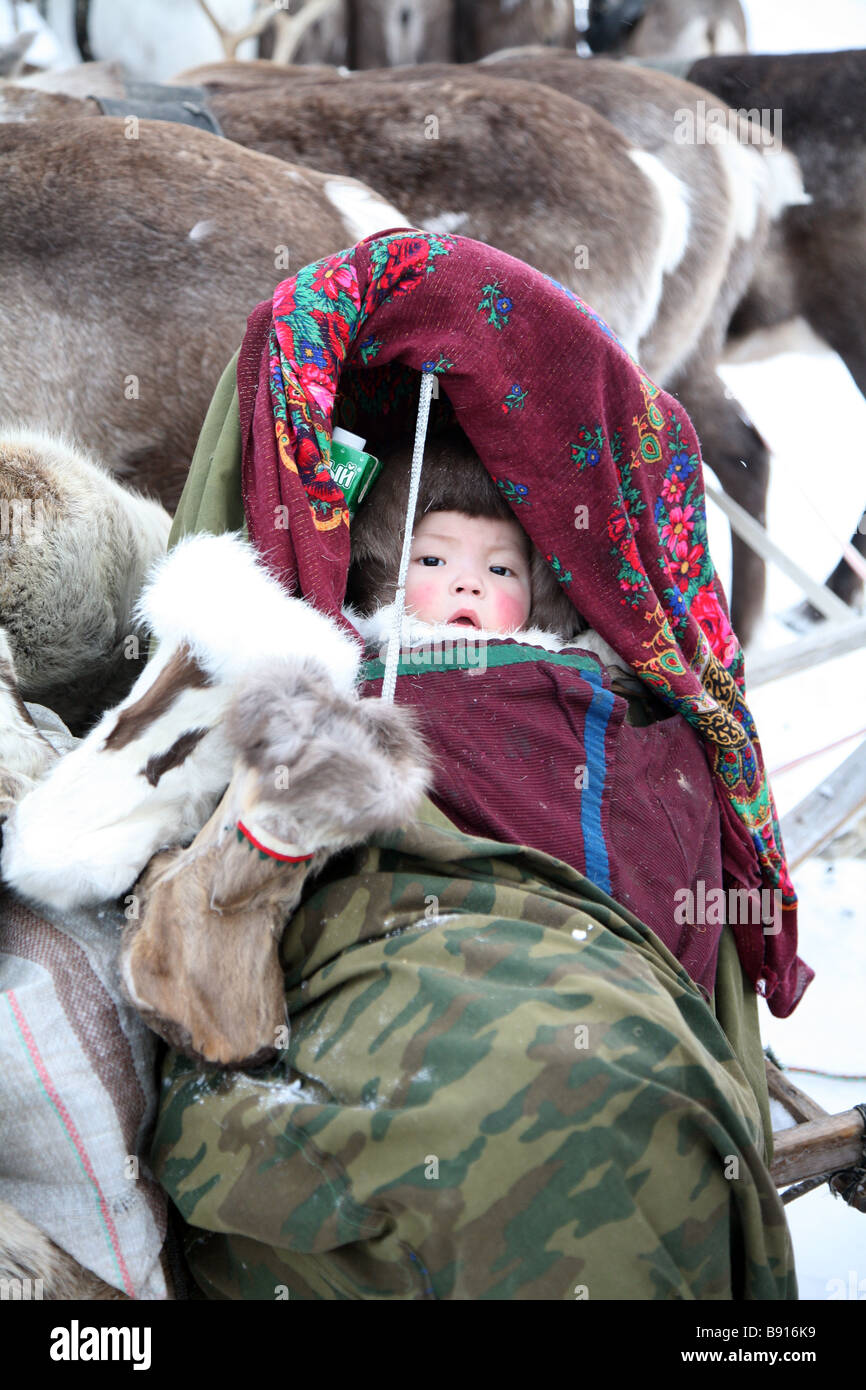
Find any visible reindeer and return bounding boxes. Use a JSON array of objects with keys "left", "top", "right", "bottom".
[
  {"left": 187, "top": 0, "right": 573, "bottom": 69},
  {"left": 197, "top": 73, "right": 710, "bottom": 367},
  {"left": 0, "top": 431, "right": 171, "bottom": 734},
  {"left": 349, "top": 0, "right": 454, "bottom": 67},
  {"left": 455, "top": 0, "right": 577, "bottom": 61},
  {"left": 583, "top": 0, "right": 747, "bottom": 58},
  {"left": 0, "top": 78, "right": 686, "bottom": 487},
  {"left": 0, "top": 117, "right": 406, "bottom": 511},
  {"left": 0, "top": 30, "right": 36, "bottom": 79}
]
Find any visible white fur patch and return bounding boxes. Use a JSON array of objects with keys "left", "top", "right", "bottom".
[
  {"left": 1, "top": 535, "right": 363, "bottom": 911},
  {"left": 423, "top": 211, "right": 469, "bottom": 235},
  {"left": 323, "top": 178, "right": 411, "bottom": 241},
  {"left": 761, "top": 146, "right": 811, "bottom": 220},
  {"left": 713, "top": 132, "right": 765, "bottom": 242},
  {"left": 188, "top": 219, "right": 217, "bottom": 242},
  {"left": 138, "top": 533, "right": 361, "bottom": 695},
  {"left": 381, "top": 0, "right": 425, "bottom": 66},
  {"left": 712, "top": 17, "right": 747, "bottom": 55},
  {"left": 627, "top": 150, "right": 691, "bottom": 349},
  {"left": 667, "top": 15, "right": 714, "bottom": 58},
  {"left": 628, "top": 151, "right": 691, "bottom": 276}
]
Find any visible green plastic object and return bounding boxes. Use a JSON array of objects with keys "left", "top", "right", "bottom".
[{"left": 329, "top": 428, "right": 382, "bottom": 518}]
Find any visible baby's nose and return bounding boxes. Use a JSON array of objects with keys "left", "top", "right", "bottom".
[{"left": 453, "top": 573, "right": 484, "bottom": 595}]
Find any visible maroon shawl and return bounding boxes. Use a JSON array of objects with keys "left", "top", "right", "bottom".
[{"left": 235, "top": 229, "right": 812, "bottom": 1018}]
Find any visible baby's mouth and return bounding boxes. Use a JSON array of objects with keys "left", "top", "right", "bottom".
[{"left": 448, "top": 609, "right": 480, "bottom": 629}]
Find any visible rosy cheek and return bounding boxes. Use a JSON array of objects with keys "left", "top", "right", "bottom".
[
  {"left": 405, "top": 571, "right": 441, "bottom": 613},
  {"left": 491, "top": 591, "right": 530, "bottom": 632}
]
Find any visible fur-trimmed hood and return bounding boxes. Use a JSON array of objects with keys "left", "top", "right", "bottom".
[{"left": 342, "top": 597, "right": 624, "bottom": 668}]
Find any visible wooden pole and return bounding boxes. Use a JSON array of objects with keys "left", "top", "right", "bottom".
[
  {"left": 778, "top": 739, "right": 866, "bottom": 869},
  {"left": 766, "top": 1059, "right": 866, "bottom": 1210},
  {"left": 745, "top": 612, "right": 866, "bottom": 688},
  {"left": 771, "top": 1112, "right": 865, "bottom": 1188},
  {"left": 705, "top": 481, "right": 855, "bottom": 623}
]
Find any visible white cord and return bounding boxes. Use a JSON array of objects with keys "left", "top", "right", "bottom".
[{"left": 381, "top": 370, "right": 435, "bottom": 704}]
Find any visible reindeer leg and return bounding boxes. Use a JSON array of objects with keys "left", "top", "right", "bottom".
[
  {"left": 823, "top": 529, "right": 866, "bottom": 610},
  {"left": 800, "top": 261, "right": 866, "bottom": 611},
  {"left": 120, "top": 796, "right": 317, "bottom": 1069}
]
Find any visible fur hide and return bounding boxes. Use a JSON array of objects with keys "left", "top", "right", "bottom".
[
  {"left": 0, "top": 430, "right": 171, "bottom": 733},
  {"left": 0, "top": 533, "right": 362, "bottom": 912},
  {"left": 0, "top": 1201, "right": 127, "bottom": 1301}
]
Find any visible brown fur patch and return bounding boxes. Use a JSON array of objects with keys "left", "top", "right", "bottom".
[
  {"left": 122, "top": 824, "right": 315, "bottom": 1068},
  {"left": 103, "top": 646, "right": 211, "bottom": 752},
  {"left": 141, "top": 727, "right": 209, "bottom": 787},
  {"left": 0, "top": 1201, "right": 128, "bottom": 1300}
]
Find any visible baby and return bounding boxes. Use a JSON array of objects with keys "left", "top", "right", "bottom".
[{"left": 344, "top": 423, "right": 624, "bottom": 669}]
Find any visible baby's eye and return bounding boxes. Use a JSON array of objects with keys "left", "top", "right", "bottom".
[
  {"left": 490, "top": 565, "right": 514, "bottom": 577},
  {"left": 419, "top": 555, "right": 444, "bottom": 566}
]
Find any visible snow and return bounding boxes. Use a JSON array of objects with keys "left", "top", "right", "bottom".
[
  {"left": 744, "top": 0, "right": 866, "bottom": 53},
  {"left": 0, "top": 2, "right": 65, "bottom": 67}
]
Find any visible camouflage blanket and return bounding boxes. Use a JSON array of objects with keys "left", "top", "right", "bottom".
[{"left": 152, "top": 801, "right": 795, "bottom": 1301}]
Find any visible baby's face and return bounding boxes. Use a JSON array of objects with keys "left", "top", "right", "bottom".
[{"left": 405, "top": 510, "right": 532, "bottom": 633}]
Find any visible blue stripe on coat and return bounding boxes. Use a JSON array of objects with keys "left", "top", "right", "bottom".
[{"left": 579, "top": 668, "right": 616, "bottom": 895}]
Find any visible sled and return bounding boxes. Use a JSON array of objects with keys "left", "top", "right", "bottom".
[{"left": 766, "top": 1058, "right": 866, "bottom": 1212}]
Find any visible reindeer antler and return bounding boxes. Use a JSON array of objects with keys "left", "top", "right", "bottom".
[{"left": 195, "top": 0, "right": 339, "bottom": 64}]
